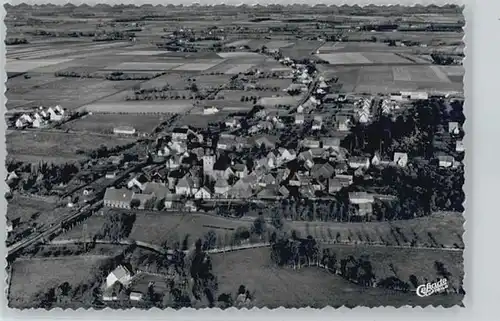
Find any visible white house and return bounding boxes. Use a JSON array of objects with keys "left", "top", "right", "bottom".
[
  {"left": 438, "top": 155, "right": 455, "bottom": 168},
  {"left": 456, "top": 140, "right": 465, "bottom": 152},
  {"left": 336, "top": 115, "right": 350, "bottom": 132},
  {"left": 393, "top": 152, "right": 409, "bottom": 167},
  {"left": 295, "top": 114, "right": 305, "bottom": 125},
  {"left": 113, "top": 126, "right": 136, "bottom": 135},
  {"left": 203, "top": 106, "right": 219, "bottom": 115},
  {"left": 448, "top": 122, "right": 460, "bottom": 135},
  {"left": 175, "top": 176, "right": 194, "bottom": 196},
  {"left": 106, "top": 265, "right": 133, "bottom": 288},
  {"left": 311, "top": 115, "right": 323, "bottom": 130},
  {"left": 349, "top": 192, "right": 375, "bottom": 205},
  {"left": 129, "top": 292, "right": 143, "bottom": 301},
  {"left": 127, "top": 174, "right": 149, "bottom": 191},
  {"left": 348, "top": 157, "right": 370, "bottom": 169},
  {"left": 194, "top": 186, "right": 212, "bottom": 199}
]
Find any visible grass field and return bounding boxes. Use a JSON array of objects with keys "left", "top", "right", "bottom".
[
  {"left": 61, "top": 113, "right": 168, "bottom": 134},
  {"left": 80, "top": 101, "right": 193, "bottom": 114},
  {"left": 9, "top": 255, "right": 109, "bottom": 308},
  {"left": 285, "top": 212, "right": 464, "bottom": 249},
  {"left": 104, "top": 62, "right": 183, "bottom": 71},
  {"left": 210, "top": 247, "right": 463, "bottom": 308},
  {"left": 7, "top": 131, "right": 136, "bottom": 163},
  {"left": 321, "top": 244, "right": 463, "bottom": 290},
  {"left": 128, "top": 212, "right": 262, "bottom": 248},
  {"left": 6, "top": 58, "right": 74, "bottom": 73}
]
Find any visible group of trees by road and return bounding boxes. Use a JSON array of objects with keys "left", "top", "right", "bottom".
[{"left": 95, "top": 212, "right": 136, "bottom": 243}]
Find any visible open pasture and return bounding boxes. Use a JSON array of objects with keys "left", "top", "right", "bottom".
[
  {"left": 285, "top": 212, "right": 464, "bottom": 249},
  {"left": 322, "top": 244, "right": 463, "bottom": 290},
  {"left": 104, "top": 62, "right": 183, "bottom": 72},
  {"left": 8, "top": 78, "right": 138, "bottom": 111},
  {"left": 9, "top": 256, "right": 109, "bottom": 309},
  {"left": 80, "top": 101, "right": 193, "bottom": 114},
  {"left": 172, "top": 61, "right": 224, "bottom": 72},
  {"left": 217, "top": 52, "right": 264, "bottom": 59},
  {"left": 211, "top": 247, "right": 462, "bottom": 308},
  {"left": 6, "top": 58, "right": 74, "bottom": 73},
  {"left": 7, "top": 131, "right": 137, "bottom": 163},
  {"left": 128, "top": 212, "right": 260, "bottom": 248},
  {"left": 61, "top": 113, "right": 169, "bottom": 134},
  {"left": 116, "top": 50, "right": 172, "bottom": 56}
]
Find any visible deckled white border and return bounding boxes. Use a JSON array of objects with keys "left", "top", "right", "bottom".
[{"left": 1, "top": 0, "right": 494, "bottom": 320}]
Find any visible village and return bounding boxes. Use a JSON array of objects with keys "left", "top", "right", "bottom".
[{"left": 5, "top": 3, "right": 465, "bottom": 309}]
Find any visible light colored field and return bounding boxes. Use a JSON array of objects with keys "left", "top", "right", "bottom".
[
  {"left": 257, "top": 96, "right": 301, "bottom": 107},
  {"left": 117, "top": 51, "right": 171, "bottom": 56},
  {"left": 224, "top": 39, "right": 251, "bottom": 48},
  {"left": 224, "top": 63, "right": 256, "bottom": 74},
  {"left": 7, "top": 131, "right": 136, "bottom": 162},
  {"left": 104, "top": 62, "right": 182, "bottom": 71},
  {"left": 61, "top": 113, "right": 169, "bottom": 134},
  {"left": 429, "top": 65, "right": 453, "bottom": 82},
  {"left": 173, "top": 62, "right": 223, "bottom": 71},
  {"left": 265, "top": 40, "right": 294, "bottom": 50},
  {"left": 6, "top": 58, "right": 74, "bottom": 73},
  {"left": 357, "top": 66, "right": 394, "bottom": 83},
  {"left": 440, "top": 66, "right": 465, "bottom": 77},
  {"left": 80, "top": 101, "right": 193, "bottom": 114},
  {"left": 315, "top": 53, "right": 372, "bottom": 65},
  {"left": 9, "top": 256, "right": 109, "bottom": 308},
  {"left": 362, "top": 52, "right": 413, "bottom": 64},
  {"left": 217, "top": 52, "right": 263, "bottom": 59},
  {"left": 211, "top": 248, "right": 462, "bottom": 308},
  {"left": 393, "top": 66, "right": 451, "bottom": 83}
]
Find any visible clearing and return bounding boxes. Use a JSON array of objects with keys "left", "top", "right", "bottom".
[
  {"left": 210, "top": 247, "right": 462, "bottom": 308},
  {"left": 61, "top": 114, "right": 169, "bottom": 134},
  {"left": 8, "top": 255, "right": 110, "bottom": 308}
]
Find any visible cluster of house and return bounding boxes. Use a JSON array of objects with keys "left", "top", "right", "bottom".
[
  {"left": 102, "top": 265, "right": 148, "bottom": 302},
  {"left": 14, "top": 105, "right": 66, "bottom": 129}
]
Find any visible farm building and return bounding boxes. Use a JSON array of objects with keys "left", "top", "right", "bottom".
[
  {"left": 113, "top": 126, "right": 136, "bottom": 135},
  {"left": 437, "top": 155, "right": 455, "bottom": 168},
  {"left": 106, "top": 265, "right": 133, "bottom": 288},
  {"left": 103, "top": 187, "right": 134, "bottom": 209},
  {"left": 349, "top": 192, "right": 375, "bottom": 205},
  {"left": 194, "top": 186, "right": 212, "bottom": 199},
  {"left": 129, "top": 292, "right": 143, "bottom": 301},
  {"left": 348, "top": 156, "right": 370, "bottom": 169},
  {"left": 203, "top": 106, "right": 220, "bottom": 115}
]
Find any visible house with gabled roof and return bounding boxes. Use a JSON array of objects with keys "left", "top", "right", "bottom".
[
  {"left": 437, "top": 155, "right": 455, "bottom": 168},
  {"left": 143, "top": 182, "right": 170, "bottom": 200},
  {"left": 349, "top": 192, "right": 375, "bottom": 204},
  {"left": 348, "top": 156, "right": 370, "bottom": 169},
  {"left": 194, "top": 186, "right": 212, "bottom": 199},
  {"left": 214, "top": 178, "right": 230, "bottom": 197},
  {"left": 106, "top": 265, "right": 133, "bottom": 288},
  {"left": 103, "top": 188, "right": 134, "bottom": 209},
  {"left": 278, "top": 148, "right": 296, "bottom": 163},
  {"left": 232, "top": 163, "right": 248, "bottom": 178},
  {"left": 393, "top": 152, "right": 409, "bottom": 167},
  {"left": 257, "top": 185, "right": 281, "bottom": 200},
  {"left": 253, "top": 135, "right": 277, "bottom": 149},
  {"left": 295, "top": 114, "right": 305, "bottom": 125},
  {"left": 127, "top": 173, "right": 149, "bottom": 191},
  {"left": 448, "top": 122, "right": 460, "bottom": 134},
  {"left": 175, "top": 176, "right": 194, "bottom": 196},
  {"left": 456, "top": 140, "right": 465, "bottom": 152},
  {"left": 228, "top": 179, "right": 253, "bottom": 199},
  {"left": 321, "top": 137, "right": 341, "bottom": 152},
  {"left": 336, "top": 115, "right": 351, "bottom": 132},
  {"left": 311, "top": 163, "right": 335, "bottom": 180},
  {"left": 259, "top": 173, "right": 276, "bottom": 187},
  {"left": 301, "top": 138, "right": 320, "bottom": 149},
  {"left": 334, "top": 162, "right": 349, "bottom": 174}
]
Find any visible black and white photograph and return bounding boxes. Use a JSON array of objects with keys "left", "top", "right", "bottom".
[{"left": 4, "top": 2, "right": 465, "bottom": 310}]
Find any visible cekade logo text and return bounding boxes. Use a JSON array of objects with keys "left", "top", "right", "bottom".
[{"left": 416, "top": 279, "right": 448, "bottom": 297}]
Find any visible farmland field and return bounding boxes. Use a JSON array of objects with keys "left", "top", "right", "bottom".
[
  {"left": 9, "top": 256, "right": 109, "bottom": 308},
  {"left": 61, "top": 114, "right": 170, "bottom": 134},
  {"left": 316, "top": 52, "right": 372, "bottom": 65},
  {"left": 7, "top": 131, "right": 137, "bottom": 163},
  {"left": 128, "top": 212, "right": 264, "bottom": 248},
  {"left": 6, "top": 58, "right": 74, "bottom": 73},
  {"left": 285, "top": 212, "right": 464, "bottom": 249},
  {"left": 104, "top": 62, "right": 182, "bottom": 71},
  {"left": 211, "top": 247, "right": 463, "bottom": 308},
  {"left": 79, "top": 101, "right": 193, "bottom": 114},
  {"left": 217, "top": 52, "right": 263, "bottom": 59},
  {"left": 172, "top": 61, "right": 224, "bottom": 72}
]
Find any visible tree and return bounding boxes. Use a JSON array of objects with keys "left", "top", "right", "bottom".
[
  {"left": 251, "top": 215, "right": 266, "bottom": 236},
  {"left": 202, "top": 230, "right": 217, "bottom": 251},
  {"left": 271, "top": 211, "right": 284, "bottom": 230},
  {"left": 130, "top": 199, "right": 140, "bottom": 209}
]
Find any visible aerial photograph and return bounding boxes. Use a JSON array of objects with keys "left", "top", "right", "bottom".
[{"left": 4, "top": 3, "right": 465, "bottom": 309}]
